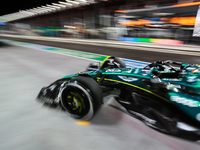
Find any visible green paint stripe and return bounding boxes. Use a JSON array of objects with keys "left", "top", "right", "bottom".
[
  {"left": 5, "top": 40, "right": 107, "bottom": 61},
  {"left": 51, "top": 49, "right": 107, "bottom": 61},
  {"left": 2, "top": 39, "right": 147, "bottom": 67},
  {"left": 44, "top": 48, "right": 60, "bottom": 50}
]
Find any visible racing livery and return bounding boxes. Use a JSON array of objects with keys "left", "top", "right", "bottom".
[{"left": 37, "top": 56, "right": 200, "bottom": 141}]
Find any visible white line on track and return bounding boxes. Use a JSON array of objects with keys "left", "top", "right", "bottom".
[
  {"left": 7, "top": 41, "right": 101, "bottom": 62},
  {"left": 4, "top": 39, "right": 150, "bottom": 65},
  {"left": 2, "top": 34, "right": 200, "bottom": 56}
]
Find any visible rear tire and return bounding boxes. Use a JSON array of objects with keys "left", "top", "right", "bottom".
[{"left": 60, "top": 76, "right": 102, "bottom": 120}]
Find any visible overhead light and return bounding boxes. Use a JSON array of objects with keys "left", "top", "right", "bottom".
[
  {"left": 46, "top": 4, "right": 62, "bottom": 9},
  {"left": 28, "top": 9, "right": 47, "bottom": 15},
  {"left": 52, "top": 3, "right": 66, "bottom": 7},
  {"left": 36, "top": 7, "right": 44, "bottom": 9},
  {"left": 59, "top": 1, "right": 73, "bottom": 6},
  {"left": 27, "top": 8, "right": 35, "bottom": 11},
  {"left": 37, "top": 7, "right": 55, "bottom": 11},
  {"left": 41, "top": 6, "right": 50, "bottom": 8},
  {"left": 85, "top": 0, "right": 95, "bottom": 4},
  {"left": 0, "top": 0, "right": 96, "bottom": 22},
  {"left": 19, "top": 10, "right": 35, "bottom": 15},
  {"left": 65, "top": 0, "right": 79, "bottom": 4},
  {"left": 41, "top": 6, "right": 57, "bottom": 10},
  {"left": 32, "top": 7, "right": 56, "bottom": 12},
  {"left": 30, "top": 7, "right": 39, "bottom": 10},
  {"left": 75, "top": 0, "right": 87, "bottom": 2},
  {"left": 28, "top": 9, "right": 39, "bottom": 12}
]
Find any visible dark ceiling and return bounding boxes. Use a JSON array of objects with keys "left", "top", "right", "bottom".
[{"left": 0, "top": 0, "right": 60, "bottom": 16}]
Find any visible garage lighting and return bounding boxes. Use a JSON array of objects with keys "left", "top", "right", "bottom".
[
  {"left": 41, "top": 6, "right": 57, "bottom": 10},
  {"left": 59, "top": 1, "right": 73, "bottom": 6},
  {"left": 65, "top": 0, "right": 79, "bottom": 4},
  {"left": 85, "top": 0, "right": 95, "bottom": 4},
  {"left": 0, "top": 0, "right": 96, "bottom": 22},
  {"left": 52, "top": 3, "right": 67, "bottom": 7},
  {"left": 28, "top": 9, "right": 40, "bottom": 12},
  {"left": 36, "top": 10, "right": 51, "bottom": 13},
  {"left": 19, "top": 10, "right": 35, "bottom": 15},
  {"left": 27, "top": 8, "right": 35, "bottom": 11},
  {"left": 64, "top": 25, "right": 76, "bottom": 28},
  {"left": 38, "top": 7, "right": 54, "bottom": 12},
  {"left": 41, "top": 6, "right": 50, "bottom": 10},
  {"left": 46, "top": 4, "right": 62, "bottom": 9},
  {"left": 36, "top": 7, "right": 44, "bottom": 9},
  {"left": 75, "top": 0, "right": 87, "bottom": 2},
  {"left": 28, "top": 7, "right": 54, "bottom": 14}
]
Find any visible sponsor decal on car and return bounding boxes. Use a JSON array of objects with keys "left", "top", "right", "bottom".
[
  {"left": 105, "top": 68, "right": 122, "bottom": 73},
  {"left": 81, "top": 70, "right": 98, "bottom": 74},
  {"left": 162, "top": 78, "right": 182, "bottom": 81},
  {"left": 170, "top": 96, "right": 200, "bottom": 107},
  {"left": 187, "top": 76, "right": 197, "bottom": 82},
  {"left": 118, "top": 75, "right": 138, "bottom": 82}
]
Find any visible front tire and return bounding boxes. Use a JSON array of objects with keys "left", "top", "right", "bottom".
[{"left": 60, "top": 76, "right": 102, "bottom": 120}]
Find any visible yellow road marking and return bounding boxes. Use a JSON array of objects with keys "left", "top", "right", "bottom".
[{"left": 75, "top": 121, "right": 91, "bottom": 125}]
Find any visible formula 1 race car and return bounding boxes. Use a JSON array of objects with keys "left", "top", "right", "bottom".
[{"left": 37, "top": 56, "right": 200, "bottom": 141}]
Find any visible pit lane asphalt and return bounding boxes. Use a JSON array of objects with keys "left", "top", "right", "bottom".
[
  {"left": 0, "top": 43, "right": 200, "bottom": 150},
  {"left": 1, "top": 36, "right": 200, "bottom": 64}
]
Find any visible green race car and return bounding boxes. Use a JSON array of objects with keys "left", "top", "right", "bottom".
[{"left": 37, "top": 56, "right": 200, "bottom": 141}]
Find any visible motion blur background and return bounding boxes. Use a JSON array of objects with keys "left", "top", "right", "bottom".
[
  {"left": 1, "top": 0, "right": 200, "bottom": 45},
  {"left": 1, "top": 1, "right": 200, "bottom": 150}
]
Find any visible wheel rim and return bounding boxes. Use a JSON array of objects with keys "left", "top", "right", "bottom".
[{"left": 60, "top": 83, "right": 94, "bottom": 120}]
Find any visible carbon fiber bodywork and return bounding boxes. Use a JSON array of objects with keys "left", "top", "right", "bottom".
[{"left": 37, "top": 58, "right": 200, "bottom": 141}]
